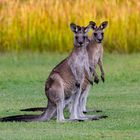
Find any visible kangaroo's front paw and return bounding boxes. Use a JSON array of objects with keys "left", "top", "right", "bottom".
[
  {"left": 89, "top": 80, "right": 93, "bottom": 86},
  {"left": 101, "top": 75, "right": 105, "bottom": 82},
  {"left": 94, "top": 76, "right": 99, "bottom": 84},
  {"left": 75, "top": 82, "right": 80, "bottom": 88},
  {"left": 87, "top": 78, "right": 93, "bottom": 86}
]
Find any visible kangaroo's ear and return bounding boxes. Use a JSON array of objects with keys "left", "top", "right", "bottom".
[
  {"left": 89, "top": 21, "right": 97, "bottom": 30},
  {"left": 99, "top": 21, "right": 108, "bottom": 30},
  {"left": 84, "top": 26, "right": 90, "bottom": 34},
  {"left": 70, "top": 23, "right": 78, "bottom": 33}
]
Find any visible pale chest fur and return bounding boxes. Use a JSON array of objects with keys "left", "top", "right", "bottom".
[
  {"left": 68, "top": 48, "right": 89, "bottom": 82},
  {"left": 75, "top": 50, "right": 88, "bottom": 69}
]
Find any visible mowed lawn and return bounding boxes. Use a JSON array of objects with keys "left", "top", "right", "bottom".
[{"left": 0, "top": 53, "right": 140, "bottom": 140}]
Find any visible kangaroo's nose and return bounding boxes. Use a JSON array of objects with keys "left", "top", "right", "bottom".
[{"left": 79, "top": 42, "right": 83, "bottom": 45}]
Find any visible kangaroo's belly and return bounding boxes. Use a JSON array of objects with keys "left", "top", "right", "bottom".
[
  {"left": 64, "top": 78, "right": 77, "bottom": 99},
  {"left": 90, "top": 47, "right": 101, "bottom": 67},
  {"left": 94, "top": 52, "right": 100, "bottom": 65}
]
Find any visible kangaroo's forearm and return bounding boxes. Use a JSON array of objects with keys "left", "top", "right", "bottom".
[
  {"left": 89, "top": 66, "right": 99, "bottom": 84},
  {"left": 98, "top": 60, "right": 105, "bottom": 76},
  {"left": 98, "top": 59, "right": 105, "bottom": 82},
  {"left": 92, "top": 67, "right": 98, "bottom": 77}
]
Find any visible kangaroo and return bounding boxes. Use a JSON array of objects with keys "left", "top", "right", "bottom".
[
  {"left": 20, "top": 21, "right": 108, "bottom": 119},
  {"left": 0, "top": 23, "right": 97, "bottom": 122},
  {"left": 78, "top": 21, "right": 108, "bottom": 116}
]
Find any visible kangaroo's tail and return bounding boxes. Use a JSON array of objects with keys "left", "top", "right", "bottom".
[
  {"left": 0, "top": 114, "right": 40, "bottom": 122},
  {"left": 0, "top": 102, "right": 56, "bottom": 122},
  {"left": 20, "top": 107, "right": 46, "bottom": 112}
]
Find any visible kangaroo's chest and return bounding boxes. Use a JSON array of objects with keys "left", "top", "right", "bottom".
[
  {"left": 69, "top": 53, "right": 87, "bottom": 76},
  {"left": 92, "top": 47, "right": 101, "bottom": 66}
]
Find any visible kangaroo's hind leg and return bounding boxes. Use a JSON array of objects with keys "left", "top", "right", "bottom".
[
  {"left": 40, "top": 101, "right": 57, "bottom": 121},
  {"left": 47, "top": 78, "right": 66, "bottom": 122},
  {"left": 78, "top": 85, "right": 107, "bottom": 120},
  {"left": 69, "top": 85, "right": 87, "bottom": 121},
  {"left": 80, "top": 85, "right": 102, "bottom": 114},
  {"left": 56, "top": 99, "right": 65, "bottom": 122},
  {"left": 79, "top": 84, "right": 91, "bottom": 115}
]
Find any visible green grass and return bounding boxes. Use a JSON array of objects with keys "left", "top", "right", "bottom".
[{"left": 0, "top": 53, "right": 140, "bottom": 140}]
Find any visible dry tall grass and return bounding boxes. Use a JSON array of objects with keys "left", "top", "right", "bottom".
[{"left": 0, "top": 0, "right": 140, "bottom": 53}]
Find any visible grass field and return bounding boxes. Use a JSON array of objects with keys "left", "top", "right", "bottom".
[{"left": 0, "top": 53, "right": 140, "bottom": 140}]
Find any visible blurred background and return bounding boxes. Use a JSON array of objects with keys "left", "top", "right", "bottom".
[{"left": 0, "top": 0, "right": 140, "bottom": 53}]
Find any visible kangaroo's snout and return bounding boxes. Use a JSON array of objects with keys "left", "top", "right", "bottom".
[
  {"left": 79, "top": 41, "right": 83, "bottom": 45},
  {"left": 97, "top": 39, "right": 102, "bottom": 43}
]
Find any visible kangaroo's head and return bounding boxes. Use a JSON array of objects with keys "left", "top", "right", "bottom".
[
  {"left": 89, "top": 21, "right": 108, "bottom": 43},
  {"left": 70, "top": 23, "right": 90, "bottom": 47}
]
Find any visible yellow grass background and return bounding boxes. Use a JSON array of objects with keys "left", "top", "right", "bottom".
[{"left": 0, "top": 0, "right": 140, "bottom": 53}]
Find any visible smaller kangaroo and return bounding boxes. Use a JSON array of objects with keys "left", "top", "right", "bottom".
[{"left": 79, "top": 21, "right": 108, "bottom": 115}]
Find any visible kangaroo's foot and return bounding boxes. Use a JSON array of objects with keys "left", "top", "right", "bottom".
[
  {"left": 78, "top": 114, "right": 108, "bottom": 121},
  {"left": 67, "top": 118, "right": 85, "bottom": 122},
  {"left": 57, "top": 118, "right": 85, "bottom": 123},
  {"left": 90, "top": 115, "right": 108, "bottom": 120},
  {"left": 83, "top": 109, "right": 102, "bottom": 114}
]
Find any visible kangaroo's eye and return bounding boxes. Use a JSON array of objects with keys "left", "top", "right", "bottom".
[
  {"left": 83, "top": 36, "right": 86, "bottom": 39},
  {"left": 101, "top": 33, "right": 104, "bottom": 36},
  {"left": 75, "top": 36, "right": 78, "bottom": 40},
  {"left": 94, "top": 33, "right": 97, "bottom": 36}
]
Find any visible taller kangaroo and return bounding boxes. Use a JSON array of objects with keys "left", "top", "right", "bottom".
[{"left": 0, "top": 23, "right": 92, "bottom": 122}]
